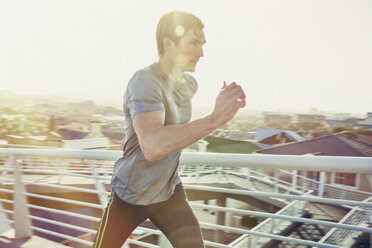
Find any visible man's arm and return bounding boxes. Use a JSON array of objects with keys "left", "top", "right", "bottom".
[{"left": 133, "top": 82, "right": 246, "bottom": 161}]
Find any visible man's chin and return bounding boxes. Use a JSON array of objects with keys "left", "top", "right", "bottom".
[
  {"left": 178, "top": 63, "right": 196, "bottom": 72},
  {"left": 186, "top": 64, "right": 197, "bottom": 72}
]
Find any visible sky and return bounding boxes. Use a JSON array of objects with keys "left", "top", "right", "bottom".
[{"left": 1, "top": 0, "right": 371, "bottom": 114}]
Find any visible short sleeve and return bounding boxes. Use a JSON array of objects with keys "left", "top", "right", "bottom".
[
  {"left": 186, "top": 74, "right": 198, "bottom": 96},
  {"left": 127, "top": 71, "right": 165, "bottom": 119}
]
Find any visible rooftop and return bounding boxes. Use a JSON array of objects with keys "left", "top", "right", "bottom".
[{"left": 257, "top": 134, "right": 372, "bottom": 157}]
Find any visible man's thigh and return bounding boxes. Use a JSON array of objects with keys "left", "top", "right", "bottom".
[
  {"left": 148, "top": 184, "right": 205, "bottom": 248},
  {"left": 93, "top": 192, "right": 148, "bottom": 248}
]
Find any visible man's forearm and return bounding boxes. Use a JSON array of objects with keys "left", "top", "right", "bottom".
[
  {"left": 141, "top": 115, "right": 218, "bottom": 161},
  {"left": 136, "top": 82, "right": 246, "bottom": 161}
]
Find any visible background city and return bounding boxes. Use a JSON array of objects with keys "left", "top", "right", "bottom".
[{"left": 1, "top": 0, "right": 372, "bottom": 247}]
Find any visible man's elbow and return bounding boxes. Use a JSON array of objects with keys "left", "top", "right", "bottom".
[
  {"left": 141, "top": 143, "right": 163, "bottom": 161},
  {"left": 143, "top": 151, "right": 159, "bottom": 162}
]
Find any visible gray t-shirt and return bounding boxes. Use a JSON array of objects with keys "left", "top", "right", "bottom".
[{"left": 111, "top": 62, "right": 198, "bottom": 205}]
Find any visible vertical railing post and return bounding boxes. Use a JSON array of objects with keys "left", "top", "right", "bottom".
[
  {"left": 195, "top": 165, "right": 201, "bottom": 183},
  {"left": 0, "top": 199, "right": 11, "bottom": 233},
  {"left": 89, "top": 161, "right": 108, "bottom": 207},
  {"left": 318, "top": 171, "right": 326, "bottom": 197},
  {"left": 0, "top": 156, "right": 12, "bottom": 233},
  {"left": 217, "top": 166, "right": 222, "bottom": 181},
  {"left": 14, "top": 158, "right": 32, "bottom": 239}
]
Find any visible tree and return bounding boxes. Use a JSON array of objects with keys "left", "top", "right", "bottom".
[
  {"left": 329, "top": 125, "right": 352, "bottom": 134},
  {"left": 297, "top": 119, "right": 325, "bottom": 131},
  {"left": 283, "top": 119, "right": 325, "bottom": 132}
]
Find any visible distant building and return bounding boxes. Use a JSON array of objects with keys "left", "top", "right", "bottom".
[
  {"left": 62, "top": 121, "right": 110, "bottom": 149},
  {"left": 264, "top": 112, "right": 292, "bottom": 127},
  {"left": 358, "top": 112, "right": 372, "bottom": 127},
  {"left": 296, "top": 130, "right": 331, "bottom": 140},
  {"left": 101, "top": 127, "right": 125, "bottom": 143},
  {"left": 255, "top": 128, "right": 305, "bottom": 142},
  {"left": 339, "top": 133, "right": 372, "bottom": 146},
  {"left": 309, "top": 130, "right": 330, "bottom": 139},
  {"left": 61, "top": 101, "right": 95, "bottom": 122},
  {"left": 6, "top": 132, "right": 63, "bottom": 147},
  {"left": 258, "top": 132, "right": 298, "bottom": 145},
  {"left": 85, "top": 121, "right": 105, "bottom": 139},
  {"left": 296, "top": 114, "right": 325, "bottom": 122},
  {"left": 257, "top": 134, "right": 372, "bottom": 192},
  {"left": 5, "top": 135, "right": 26, "bottom": 145},
  {"left": 57, "top": 129, "right": 89, "bottom": 140},
  {"left": 58, "top": 122, "right": 90, "bottom": 133},
  {"left": 57, "top": 121, "right": 90, "bottom": 140},
  {"left": 358, "top": 124, "right": 372, "bottom": 130}
]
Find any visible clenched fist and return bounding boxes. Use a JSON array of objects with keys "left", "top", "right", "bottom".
[{"left": 210, "top": 81, "right": 246, "bottom": 127}]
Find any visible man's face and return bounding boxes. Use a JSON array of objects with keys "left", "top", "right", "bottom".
[{"left": 171, "top": 28, "right": 206, "bottom": 72}]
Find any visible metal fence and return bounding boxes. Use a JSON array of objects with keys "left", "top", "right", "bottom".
[{"left": 0, "top": 149, "right": 371, "bottom": 248}]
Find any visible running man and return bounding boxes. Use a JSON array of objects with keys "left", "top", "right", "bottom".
[{"left": 93, "top": 11, "right": 246, "bottom": 248}]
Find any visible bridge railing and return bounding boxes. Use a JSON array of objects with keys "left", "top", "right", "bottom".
[{"left": 0, "top": 148, "right": 371, "bottom": 248}]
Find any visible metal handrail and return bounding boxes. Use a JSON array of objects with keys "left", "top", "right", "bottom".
[{"left": 1, "top": 148, "right": 372, "bottom": 173}]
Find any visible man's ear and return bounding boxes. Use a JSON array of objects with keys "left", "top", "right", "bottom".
[{"left": 163, "top": 37, "right": 175, "bottom": 52}]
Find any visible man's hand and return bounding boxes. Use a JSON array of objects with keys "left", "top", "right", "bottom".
[{"left": 210, "top": 81, "right": 246, "bottom": 127}]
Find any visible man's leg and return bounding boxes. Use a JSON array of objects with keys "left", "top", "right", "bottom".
[
  {"left": 148, "top": 183, "right": 205, "bottom": 248},
  {"left": 93, "top": 191, "right": 148, "bottom": 248}
]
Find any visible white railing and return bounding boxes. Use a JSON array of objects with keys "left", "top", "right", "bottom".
[
  {"left": 0, "top": 148, "right": 371, "bottom": 248},
  {"left": 318, "top": 196, "right": 372, "bottom": 247},
  {"left": 232, "top": 190, "right": 312, "bottom": 247}
]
